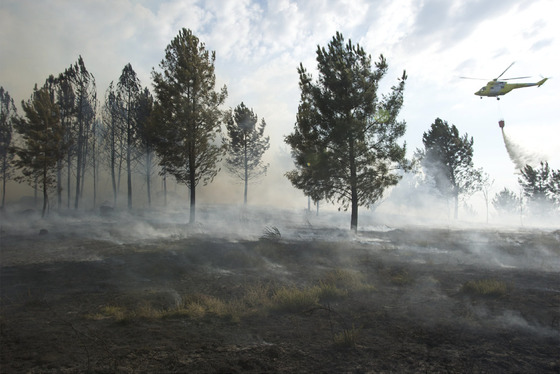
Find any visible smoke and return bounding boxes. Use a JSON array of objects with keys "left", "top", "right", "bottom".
[{"left": 501, "top": 128, "right": 546, "bottom": 171}]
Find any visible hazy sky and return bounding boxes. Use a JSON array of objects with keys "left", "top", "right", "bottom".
[{"left": 1, "top": 0, "right": 558, "bottom": 209}]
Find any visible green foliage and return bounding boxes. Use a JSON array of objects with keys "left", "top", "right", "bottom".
[
  {"left": 224, "top": 102, "right": 270, "bottom": 204},
  {"left": 152, "top": 28, "right": 227, "bottom": 223},
  {"left": 117, "top": 63, "right": 142, "bottom": 209},
  {"left": 419, "top": 118, "right": 482, "bottom": 219},
  {"left": 518, "top": 161, "right": 560, "bottom": 214},
  {"left": 13, "top": 85, "right": 69, "bottom": 216},
  {"left": 492, "top": 187, "right": 520, "bottom": 215},
  {"left": 100, "top": 81, "right": 125, "bottom": 205},
  {"left": 285, "top": 32, "right": 408, "bottom": 231},
  {"left": 61, "top": 56, "right": 97, "bottom": 210}
]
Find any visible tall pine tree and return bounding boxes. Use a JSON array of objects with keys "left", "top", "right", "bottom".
[
  {"left": 152, "top": 28, "right": 227, "bottom": 223},
  {"left": 0, "top": 87, "right": 17, "bottom": 209},
  {"left": 286, "top": 32, "right": 408, "bottom": 231},
  {"left": 419, "top": 118, "right": 482, "bottom": 219},
  {"left": 117, "top": 63, "right": 141, "bottom": 209},
  {"left": 224, "top": 102, "right": 269, "bottom": 205},
  {"left": 13, "top": 84, "right": 69, "bottom": 217}
]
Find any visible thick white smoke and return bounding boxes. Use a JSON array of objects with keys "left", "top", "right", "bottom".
[{"left": 501, "top": 128, "right": 545, "bottom": 171}]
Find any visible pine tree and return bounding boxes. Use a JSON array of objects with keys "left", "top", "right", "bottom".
[
  {"left": 13, "top": 84, "right": 69, "bottom": 217},
  {"left": 492, "top": 188, "right": 520, "bottom": 215},
  {"left": 0, "top": 87, "right": 17, "bottom": 209},
  {"left": 152, "top": 28, "right": 227, "bottom": 223},
  {"left": 101, "top": 82, "right": 125, "bottom": 206},
  {"left": 419, "top": 118, "right": 482, "bottom": 219},
  {"left": 518, "top": 161, "right": 559, "bottom": 215},
  {"left": 224, "top": 102, "right": 269, "bottom": 205},
  {"left": 136, "top": 87, "right": 156, "bottom": 207},
  {"left": 64, "top": 56, "right": 96, "bottom": 209},
  {"left": 285, "top": 32, "right": 408, "bottom": 231},
  {"left": 117, "top": 63, "right": 141, "bottom": 210},
  {"left": 54, "top": 72, "right": 76, "bottom": 209}
]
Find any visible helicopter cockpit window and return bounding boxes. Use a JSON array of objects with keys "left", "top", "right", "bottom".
[{"left": 479, "top": 86, "right": 486, "bottom": 91}]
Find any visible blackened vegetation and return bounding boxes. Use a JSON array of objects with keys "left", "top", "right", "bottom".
[{"left": 0, "top": 228, "right": 558, "bottom": 373}]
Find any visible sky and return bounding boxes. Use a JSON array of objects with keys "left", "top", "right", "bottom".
[{"left": 1, "top": 0, "right": 559, "bottom": 215}]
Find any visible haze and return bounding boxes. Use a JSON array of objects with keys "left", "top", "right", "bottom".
[{"left": 1, "top": 0, "right": 559, "bottom": 222}]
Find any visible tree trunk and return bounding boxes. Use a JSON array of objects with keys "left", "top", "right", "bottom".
[
  {"left": 453, "top": 192, "right": 459, "bottom": 220},
  {"left": 351, "top": 187, "right": 358, "bottom": 232},
  {"left": 189, "top": 181, "right": 196, "bottom": 224},
  {"left": 244, "top": 141, "right": 248, "bottom": 205},
  {"left": 127, "top": 145, "right": 132, "bottom": 210},
  {"left": 92, "top": 137, "right": 97, "bottom": 208},
  {"left": 146, "top": 151, "right": 151, "bottom": 207},
  {"left": 349, "top": 135, "right": 358, "bottom": 232},
  {"left": 42, "top": 165, "right": 48, "bottom": 218},
  {"left": 56, "top": 160, "right": 62, "bottom": 209},
  {"left": 74, "top": 119, "right": 83, "bottom": 210},
  {"left": 127, "top": 116, "right": 132, "bottom": 210},
  {"left": 163, "top": 171, "right": 167, "bottom": 207},
  {"left": 1, "top": 160, "right": 6, "bottom": 209},
  {"left": 67, "top": 156, "right": 71, "bottom": 208},
  {"left": 189, "top": 157, "right": 196, "bottom": 224}
]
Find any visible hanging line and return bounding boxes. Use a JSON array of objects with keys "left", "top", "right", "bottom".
[{"left": 497, "top": 99, "right": 505, "bottom": 129}]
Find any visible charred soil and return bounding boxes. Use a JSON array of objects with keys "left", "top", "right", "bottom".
[{"left": 1, "top": 225, "right": 559, "bottom": 373}]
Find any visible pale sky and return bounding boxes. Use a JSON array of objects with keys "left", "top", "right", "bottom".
[{"left": 1, "top": 0, "right": 558, "bottom": 212}]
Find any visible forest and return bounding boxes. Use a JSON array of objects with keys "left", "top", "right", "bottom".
[{"left": 1, "top": 29, "right": 559, "bottom": 229}]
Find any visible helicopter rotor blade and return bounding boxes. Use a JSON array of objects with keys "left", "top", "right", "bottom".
[
  {"left": 501, "top": 76, "right": 532, "bottom": 80},
  {"left": 459, "top": 76, "right": 489, "bottom": 81},
  {"left": 496, "top": 62, "right": 515, "bottom": 80}
]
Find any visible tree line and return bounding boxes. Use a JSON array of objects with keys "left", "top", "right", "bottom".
[
  {"left": 1, "top": 29, "right": 269, "bottom": 220},
  {"left": 1, "top": 29, "right": 558, "bottom": 227}
]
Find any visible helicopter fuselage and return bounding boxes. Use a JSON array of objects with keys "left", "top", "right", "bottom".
[{"left": 475, "top": 78, "right": 548, "bottom": 99}]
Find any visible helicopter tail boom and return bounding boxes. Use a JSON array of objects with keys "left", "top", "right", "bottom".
[{"left": 537, "top": 77, "right": 548, "bottom": 87}]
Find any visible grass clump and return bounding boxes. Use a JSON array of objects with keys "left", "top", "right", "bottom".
[
  {"left": 333, "top": 324, "right": 360, "bottom": 348},
  {"left": 271, "top": 286, "right": 320, "bottom": 313},
  {"left": 174, "top": 294, "right": 243, "bottom": 322},
  {"left": 462, "top": 279, "right": 508, "bottom": 297},
  {"left": 320, "top": 269, "right": 375, "bottom": 294}
]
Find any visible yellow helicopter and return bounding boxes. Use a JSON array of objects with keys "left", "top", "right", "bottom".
[{"left": 461, "top": 62, "right": 548, "bottom": 100}]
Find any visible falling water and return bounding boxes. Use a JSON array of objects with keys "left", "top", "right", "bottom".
[{"left": 501, "top": 128, "right": 543, "bottom": 171}]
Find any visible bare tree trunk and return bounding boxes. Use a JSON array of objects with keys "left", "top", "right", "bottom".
[
  {"left": 56, "top": 161, "right": 62, "bottom": 209},
  {"left": 349, "top": 136, "right": 358, "bottom": 232},
  {"left": 453, "top": 193, "right": 459, "bottom": 220},
  {"left": 66, "top": 156, "right": 71, "bottom": 209},
  {"left": 163, "top": 172, "right": 167, "bottom": 207},
  {"left": 42, "top": 159, "right": 48, "bottom": 218},
  {"left": 146, "top": 150, "right": 152, "bottom": 207},
  {"left": 1, "top": 159, "right": 7, "bottom": 209},
  {"left": 74, "top": 116, "right": 83, "bottom": 209},
  {"left": 127, "top": 143, "right": 132, "bottom": 210},
  {"left": 189, "top": 155, "right": 196, "bottom": 224},
  {"left": 244, "top": 141, "right": 248, "bottom": 205}
]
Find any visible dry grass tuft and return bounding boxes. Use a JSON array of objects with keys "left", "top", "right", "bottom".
[
  {"left": 271, "top": 286, "right": 320, "bottom": 313},
  {"left": 333, "top": 324, "right": 360, "bottom": 348},
  {"left": 462, "top": 279, "right": 508, "bottom": 297}
]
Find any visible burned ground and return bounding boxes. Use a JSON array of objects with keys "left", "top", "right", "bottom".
[{"left": 1, "top": 221, "right": 559, "bottom": 373}]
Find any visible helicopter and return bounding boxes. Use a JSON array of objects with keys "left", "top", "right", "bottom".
[{"left": 461, "top": 62, "right": 548, "bottom": 100}]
